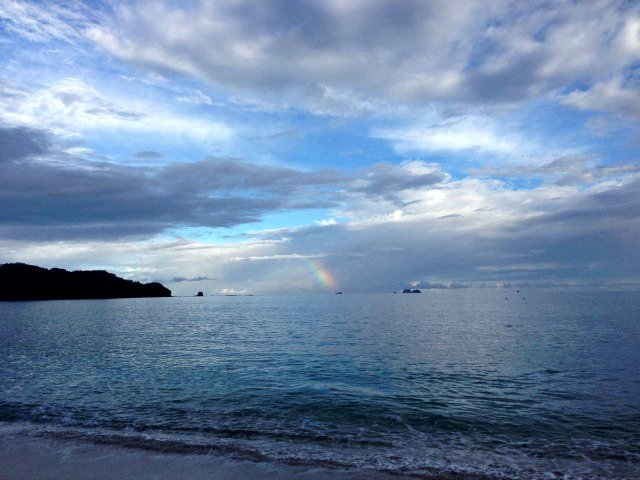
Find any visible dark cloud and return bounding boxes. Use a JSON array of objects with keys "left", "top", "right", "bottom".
[
  {"left": 466, "top": 50, "right": 548, "bottom": 102},
  {"left": 353, "top": 162, "right": 447, "bottom": 201},
  {"left": 169, "top": 276, "right": 216, "bottom": 283},
  {"left": 1, "top": 126, "right": 462, "bottom": 242},
  {"left": 0, "top": 126, "right": 343, "bottom": 240},
  {"left": 0, "top": 125, "right": 50, "bottom": 162},
  {"left": 1, "top": 123, "right": 638, "bottom": 289},
  {"left": 157, "top": 157, "right": 342, "bottom": 194},
  {"left": 239, "top": 171, "right": 640, "bottom": 291},
  {"left": 84, "top": 106, "right": 145, "bottom": 120},
  {"left": 87, "top": 0, "right": 639, "bottom": 113},
  {"left": 417, "top": 281, "right": 470, "bottom": 289},
  {"left": 479, "top": 156, "right": 640, "bottom": 186},
  {"left": 517, "top": 178, "right": 640, "bottom": 229},
  {"left": 134, "top": 150, "right": 164, "bottom": 159}
]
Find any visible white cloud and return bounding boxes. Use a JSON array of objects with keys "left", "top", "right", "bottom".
[
  {"left": 317, "top": 218, "right": 337, "bottom": 226},
  {"left": 616, "top": 15, "right": 640, "bottom": 57},
  {"left": 562, "top": 78, "right": 640, "bottom": 120},
  {"left": 3, "top": 1, "right": 639, "bottom": 120},
  {"left": 0, "top": 0, "right": 91, "bottom": 42},
  {"left": 177, "top": 89, "right": 213, "bottom": 106},
  {"left": 78, "top": 0, "right": 640, "bottom": 115},
  {"left": 374, "top": 114, "right": 527, "bottom": 157},
  {"left": 0, "top": 77, "right": 233, "bottom": 141}
]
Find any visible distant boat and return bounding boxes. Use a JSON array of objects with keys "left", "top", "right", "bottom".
[{"left": 334, "top": 291, "right": 343, "bottom": 294}]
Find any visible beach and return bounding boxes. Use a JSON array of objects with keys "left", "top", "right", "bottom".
[{"left": 0, "top": 428, "right": 440, "bottom": 480}]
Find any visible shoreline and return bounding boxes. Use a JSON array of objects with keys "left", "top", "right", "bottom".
[
  {"left": 0, "top": 433, "right": 401, "bottom": 480},
  {"left": 0, "top": 430, "right": 472, "bottom": 480}
]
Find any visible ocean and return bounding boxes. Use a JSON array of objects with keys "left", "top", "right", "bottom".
[{"left": 1, "top": 290, "right": 639, "bottom": 479}]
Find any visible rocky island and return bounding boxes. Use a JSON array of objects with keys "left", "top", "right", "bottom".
[{"left": 0, "top": 263, "right": 171, "bottom": 301}]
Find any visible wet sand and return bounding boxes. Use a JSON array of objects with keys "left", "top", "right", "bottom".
[{"left": 0, "top": 432, "right": 421, "bottom": 480}]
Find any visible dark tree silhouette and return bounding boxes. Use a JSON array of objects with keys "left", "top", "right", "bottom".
[{"left": 0, "top": 263, "right": 171, "bottom": 300}]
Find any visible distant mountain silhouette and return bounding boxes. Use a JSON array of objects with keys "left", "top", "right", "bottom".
[{"left": 0, "top": 263, "right": 171, "bottom": 301}]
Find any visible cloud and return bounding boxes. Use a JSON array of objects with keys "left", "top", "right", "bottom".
[
  {"left": 479, "top": 155, "right": 640, "bottom": 186},
  {"left": 76, "top": 0, "right": 640, "bottom": 115},
  {"left": 350, "top": 160, "right": 448, "bottom": 202},
  {"left": 212, "top": 173, "right": 638, "bottom": 292},
  {"left": 261, "top": 178, "right": 640, "bottom": 291},
  {"left": 562, "top": 78, "right": 640, "bottom": 120},
  {"left": 0, "top": 0, "right": 93, "bottom": 42},
  {"left": 374, "top": 114, "right": 526, "bottom": 155},
  {"left": 3, "top": 162, "right": 639, "bottom": 293},
  {"left": 0, "top": 77, "right": 233, "bottom": 141},
  {"left": 177, "top": 89, "right": 213, "bottom": 105},
  {"left": 1, "top": 1, "right": 639, "bottom": 292},
  {"left": 0, "top": 125, "right": 50, "bottom": 161},
  {"left": 156, "top": 157, "right": 342, "bottom": 195},
  {"left": 2, "top": 124, "right": 485, "bottom": 244},
  {"left": 169, "top": 276, "right": 216, "bottom": 283},
  {"left": 134, "top": 150, "right": 163, "bottom": 159},
  {"left": 416, "top": 281, "right": 470, "bottom": 289},
  {"left": 0, "top": 126, "right": 344, "bottom": 240},
  {"left": 517, "top": 177, "right": 640, "bottom": 231},
  {"left": 0, "top": 127, "right": 468, "bottom": 242}
]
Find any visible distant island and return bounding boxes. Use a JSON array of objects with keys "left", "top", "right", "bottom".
[{"left": 0, "top": 263, "right": 171, "bottom": 301}]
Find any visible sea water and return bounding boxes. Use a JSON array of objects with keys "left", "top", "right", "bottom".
[{"left": 1, "top": 290, "right": 639, "bottom": 479}]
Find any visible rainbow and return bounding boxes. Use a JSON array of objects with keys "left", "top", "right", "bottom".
[{"left": 308, "top": 259, "right": 338, "bottom": 291}]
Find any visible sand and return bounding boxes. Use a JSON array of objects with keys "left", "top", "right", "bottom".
[{"left": 0, "top": 432, "right": 411, "bottom": 480}]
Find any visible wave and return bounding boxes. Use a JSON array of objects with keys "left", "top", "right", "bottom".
[{"left": 2, "top": 420, "right": 639, "bottom": 480}]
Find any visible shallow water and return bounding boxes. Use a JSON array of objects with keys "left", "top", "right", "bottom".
[{"left": 1, "top": 290, "right": 639, "bottom": 478}]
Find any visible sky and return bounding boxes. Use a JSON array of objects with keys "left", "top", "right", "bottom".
[{"left": 0, "top": 0, "right": 639, "bottom": 295}]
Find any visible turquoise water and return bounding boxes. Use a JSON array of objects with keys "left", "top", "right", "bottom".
[{"left": 1, "top": 290, "right": 639, "bottom": 478}]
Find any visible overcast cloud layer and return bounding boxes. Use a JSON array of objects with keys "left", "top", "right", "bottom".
[{"left": 1, "top": 0, "right": 639, "bottom": 293}]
